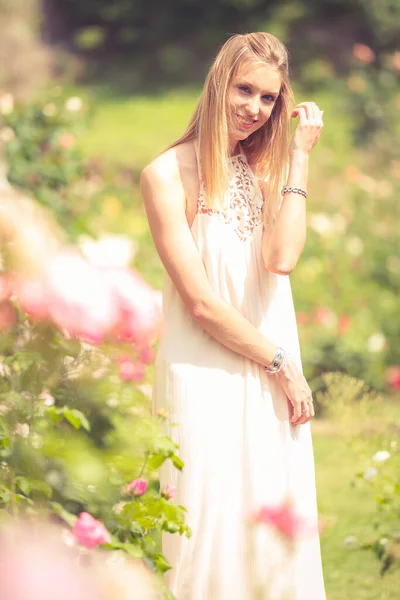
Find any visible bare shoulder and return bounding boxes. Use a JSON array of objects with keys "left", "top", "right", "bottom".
[{"left": 141, "top": 140, "right": 197, "bottom": 187}]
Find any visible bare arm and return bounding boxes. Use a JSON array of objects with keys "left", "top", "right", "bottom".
[
  {"left": 140, "top": 150, "right": 279, "bottom": 368},
  {"left": 262, "top": 102, "right": 324, "bottom": 275},
  {"left": 141, "top": 148, "right": 316, "bottom": 426}
]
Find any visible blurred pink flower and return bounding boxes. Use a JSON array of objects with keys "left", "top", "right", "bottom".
[
  {"left": 139, "top": 345, "right": 154, "bottom": 365},
  {"left": 393, "top": 52, "right": 400, "bottom": 72},
  {"left": 0, "top": 276, "right": 10, "bottom": 302},
  {"left": 59, "top": 133, "right": 75, "bottom": 149},
  {"left": 385, "top": 366, "right": 400, "bottom": 392},
  {"left": 0, "top": 302, "right": 16, "bottom": 330},
  {"left": 104, "top": 268, "right": 161, "bottom": 346},
  {"left": 45, "top": 250, "right": 120, "bottom": 343},
  {"left": 162, "top": 483, "right": 176, "bottom": 500},
  {"left": 13, "top": 277, "right": 49, "bottom": 319},
  {"left": 313, "top": 307, "right": 336, "bottom": 327},
  {"left": 117, "top": 356, "right": 146, "bottom": 382},
  {"left": 128, "top": 477, "right": 148, "bottom": 496},
  {"left": 338, "top": 314, "right": 351, "bottom": 334},
  {"left": 251, "top": 498, "right": 314, "bottom": 541},
  {"left": 352, "top": 43, "right": 375, "bottom": 64},
  {"left": 73, "top": 512, "right": 111, "bottom": 549},
  {"left": 296, "top": 312, "right": 309, "bottom": 326}
]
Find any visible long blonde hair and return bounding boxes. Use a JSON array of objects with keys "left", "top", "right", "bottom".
[{"left": 168, "top": 32, "right": 294, "bottom": 225}]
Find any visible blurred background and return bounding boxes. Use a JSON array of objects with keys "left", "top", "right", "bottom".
[{"left": 0, "top": 0, "right": 399, "bottom": 598}]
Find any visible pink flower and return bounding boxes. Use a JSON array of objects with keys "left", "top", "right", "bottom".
[
  {"left": 338, "top": 314, "right": 351, "bottom": 334},
  {"left": 385, "top": 366, "right": 400, "bottom": 392},
  {"left": 313, "top": 307, "right": 335, "bottom": 327},
  {"left": 59, "top": 133, "right": 75, "bottom": 149},
  {"left": 139, "top": 345, "right": 154, "bottom": 365},
  {"left": 0, "top": 302, "right": 16, "bottom": 330},
  {"left": 72, "top": 512, "right": 111, "bottom": 549},
  {"left": 295, "top": 312, "right": 309, "bottom": 326},
  {"left": 45, "top": 250, "right": 120, "bottom": 343},
  {"left": 13, "top": 277, "right": 49, "bottom": 319},
  {"left": 393, "top": 52, "right": 400, "bottom": 72},
  {"left": 0, "top": 275, "right": 10, "bottom": 302},
  {"left": 352, "top": 43, "right": 375, "bottom": 64},
  {"left": 251, "top": 498, "right": 315, "bottom": 541},
  {"left": 162, "top": 483, "right": 176, "bottom": 500},
  {"left": 104, "top": 268, "right": 161, "bottom": 346},
  {"left": 117, "top": 356, "right": 146, "bottom": 382},
  {"left": 128, "top": 477, "right": 148, "bottom": 496}
]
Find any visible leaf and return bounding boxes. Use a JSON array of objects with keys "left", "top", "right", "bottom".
[
  {"left": 171, "top": 454, "right": 184, "bottom": 470},
  {"left": 61, "top": 407, "right": 90, "bottom": 431},
  {"left": 147, "top": 454, "right": 167, "bottom": 471},
  {"left": 108, "top": 541, "right": 144, "bottom": 559},
  {"left": 51, "top": 502, "right": 77, "bottom": 527},
  {"left": 152, "top": 552, "right": 172, "bottom": 574},
  {"left": 16, "top": 477, "right": 52, "bottom": 498},
  {"left": 163, "top": 520, "right": 180, "bottom": 534}
]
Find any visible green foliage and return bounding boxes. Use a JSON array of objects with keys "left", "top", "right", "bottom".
[
  {"left": 2, "top": 90, "right": 90, "bottom": 233},
  {"left": 0, "top": 93, "right": 191, "bottom": 592}
]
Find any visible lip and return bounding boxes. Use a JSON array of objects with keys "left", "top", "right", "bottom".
[{"left": 235, "top": 114, "right": 257, "bottom": 130}]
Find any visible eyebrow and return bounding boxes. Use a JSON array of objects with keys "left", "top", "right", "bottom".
[{"left": 237, "top": 80, "right": 280, "bottom": 97}]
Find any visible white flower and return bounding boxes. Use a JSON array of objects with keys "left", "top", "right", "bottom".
[
  {"left": 42, "top": 103, "right": 57, "bottom": 117},
  {"left": 14, "top": 423, "right": 29, "bottom": 438},
  {"left": 61, "top": 528, "right": 76, "bottom": 548},
  {"left": 112, "top": 501, "right": 127, "bottom": 515},
  {"left": 379, "top": 538, "right": 389, "bottom": 546},
  {"left": 372, "top": 450, "right": 390, "bottom": 463},
  {"left": 65, "top": 96, "right": 83, "bottom": 112},
  {"left": 40, "top": 391, "right": 55, "bottom": 406},
  {"left": 106, "top": 396, "right": 119, "bottom": 408},
  {"left": 332, "top": 213, "right": 347, "bottom": 234},
  {"left": 367, "top": 333, "right": 386, "bottom": 353},
  {"left": 346, "top": 236, "right": 364, "bottom": 256},
  {"left": 79, "top": 235, "right": 136, "bottom": 268},
  {"left": 0, "top": 127, "right": 15, "bottom": 143},
  {"left": 344, "top": 535, "right": 357, "bottom": 548},
  {"left": 309, "top": 213, "right": 335, "bottom": 236},
  {"left": 363, "top": 467, "right": 377, "bottom": 481},
  {"left": 0, "top": 93, "right": 14, "bottom": 115}
]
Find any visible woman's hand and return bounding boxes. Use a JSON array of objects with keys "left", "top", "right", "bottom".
[
  {"left": 276, "top": 358, "right": 315, "bottom": 426},
  {"left": 289, "top": 101, "right": 324, "bottom": 158}
]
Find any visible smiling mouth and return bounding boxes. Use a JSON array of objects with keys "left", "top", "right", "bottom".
[{"left": 236, "top": 114, "right": 257, "bottom": 127}]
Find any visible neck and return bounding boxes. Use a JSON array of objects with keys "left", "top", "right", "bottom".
[{"left": 229, "top": 140, "right": 241, "bottom": 157}]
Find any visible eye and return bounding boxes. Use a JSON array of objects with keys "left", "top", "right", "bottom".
[
  {"left": 263, "top": 95, "right": 276, "bottom": 103},
  {"left": 238, "top": 85, "right": 251, "bottom": 94}
]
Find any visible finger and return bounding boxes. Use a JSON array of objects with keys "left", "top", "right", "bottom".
[
  {"left": 291, "top": 106, "right": 308, "bottom": 125},
  {"left": 291, "top": 401, "right": 303, "bottom": 423},
  {"left": 296, "top": 403, "right": 311, "bottom": 425},
  {"left": 293, "top": 102, "right": 317, "bottom": 121}
]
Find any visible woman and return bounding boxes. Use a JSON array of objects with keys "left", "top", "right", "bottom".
[{"left": 141, "top": 32, "right": 326, "bottom": 600}]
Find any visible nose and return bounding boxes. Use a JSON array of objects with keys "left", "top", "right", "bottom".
[{"left": 245, "top": 96, "right": 260, "bottom": 117}]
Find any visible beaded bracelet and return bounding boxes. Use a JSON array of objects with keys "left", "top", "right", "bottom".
[
  {"left": 264, "top": 346, "right": 286, "bottom": 374},
  {"left": 281, "top": 186, "right": 308, "bottom": 199}
]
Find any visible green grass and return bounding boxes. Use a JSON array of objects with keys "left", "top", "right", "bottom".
[
  {"left": 77, "top": 85, "right": 201, "bottom": 166},
  {"left": 313, "top": 419, "right": 399, "bottom": 600}
]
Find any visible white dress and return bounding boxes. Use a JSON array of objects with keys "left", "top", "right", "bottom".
[{"left": 152, "top": 140, "right": 326, "bottom": 600}]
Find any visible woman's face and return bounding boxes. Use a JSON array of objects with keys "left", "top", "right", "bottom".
[{"left": 227, "top": 63, "right": 281, "bottom": 151}]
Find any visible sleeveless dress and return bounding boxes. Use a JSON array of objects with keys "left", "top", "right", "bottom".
[{"left": 152, "top": 140, "right": 326, "bottom": 600}]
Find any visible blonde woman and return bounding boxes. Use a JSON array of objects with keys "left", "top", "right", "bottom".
[{"left": 141, "top": 32, "right": 326, "bottom": 599}]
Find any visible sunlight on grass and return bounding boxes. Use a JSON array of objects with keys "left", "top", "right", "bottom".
[{"left": 78, "top": 87, "right": 200, "bottom": 166}]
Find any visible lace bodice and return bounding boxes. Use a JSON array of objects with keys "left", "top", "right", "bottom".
[{"left": 196, "top": 149, "right": 264, "bottom": 243}]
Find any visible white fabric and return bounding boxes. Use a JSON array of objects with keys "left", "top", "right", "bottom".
[{"left": 152, "top": 141, "right": 326, "bottom": 599}]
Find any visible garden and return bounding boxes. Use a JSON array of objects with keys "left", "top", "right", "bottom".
[{"left": 0, "top": 1, "right": 399, "bottom": 598}]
